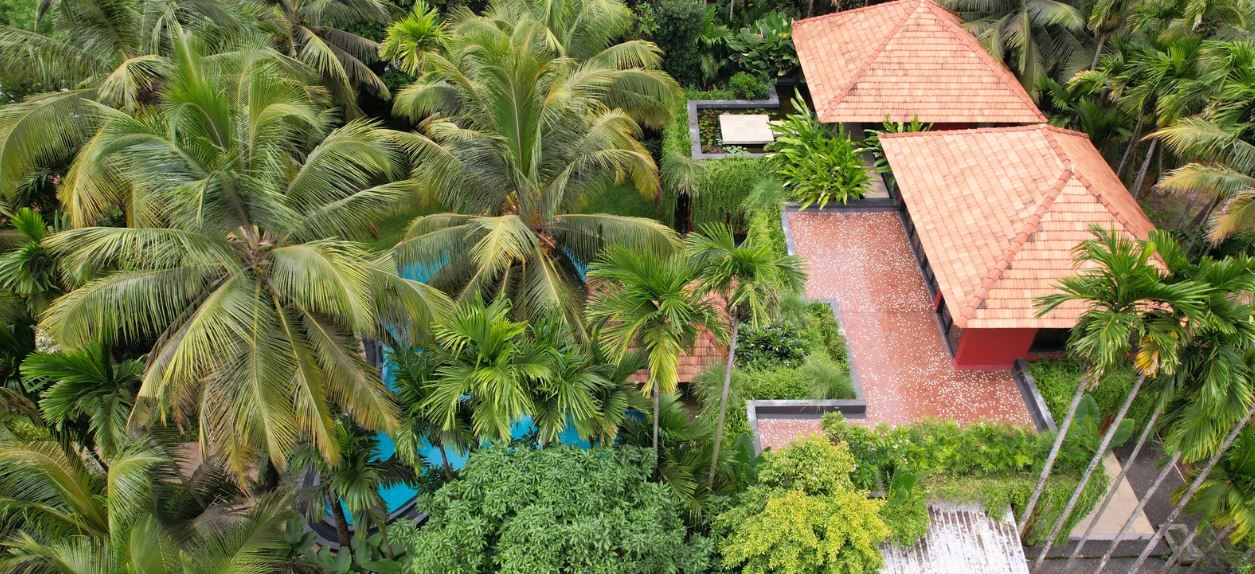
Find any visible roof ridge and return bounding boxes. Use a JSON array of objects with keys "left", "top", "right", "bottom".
[
  {"left": 1041, "top": 127, "right": 1150, "bottom": 238},
  {"left": 920, "top": 0, "right": 1048, "bottom": 123},
  {"left": 817, "top": 0, "right": 922, "bottom": 117},
  {"left": 878, "top": 123, "right": 1046, "bottom": 141},
  {"left": 958, "top": 168, "right": 1072, "bottom": 324},
  {"left": 793, "top": 0, "right": 917, "bottom": 28}
]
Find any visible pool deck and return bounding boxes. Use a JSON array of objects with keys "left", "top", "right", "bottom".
[{"left": 761, "top": 209, "right": 1032, "bottom": 450}]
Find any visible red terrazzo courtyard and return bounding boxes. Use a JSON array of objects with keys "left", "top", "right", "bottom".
[{"left": 760, "top": 210, "right": 1033, "bottom": 450}]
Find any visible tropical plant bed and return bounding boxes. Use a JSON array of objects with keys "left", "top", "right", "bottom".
[
  {"left": 697, "top": 108, "right": 784, "bottom": 154},
  {"left": 695, "top": 301, "right": 855, "bottom": 444},
  {"left": 1027, "top": 357, "right": 1153, "bottom": 424}
]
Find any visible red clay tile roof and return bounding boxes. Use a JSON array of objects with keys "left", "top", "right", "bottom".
[
  {"left": 879, "top": 125, "right": 1156, "bottom": 329},
  {"left": 792, "top": 0, "right": 1046, "bottom": 125}
]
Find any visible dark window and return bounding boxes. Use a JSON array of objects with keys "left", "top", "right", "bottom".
[{"left": 1030, "top": 328, "right": 1070, "bottom": 353}]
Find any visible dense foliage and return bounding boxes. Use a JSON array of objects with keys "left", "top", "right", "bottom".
[
  {"left": 769, "top": 97, "right": 872, "bottom": 208},
  {"left": 715, "top": 438, "right": 889, "bottom": 574},
  {"left": 823, "top": 414, "right": 1110, "bottom": 546},
  {"left": 398, "top": 446, "right": 713, "bottom": 574}
]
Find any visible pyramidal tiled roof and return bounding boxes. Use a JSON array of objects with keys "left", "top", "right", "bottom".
[
  {"left": 792, "top": 0, "right": 1046, "bottom": 124},
  {"left": 880, "top": 125, "right": 1156, "bottom": 329}
]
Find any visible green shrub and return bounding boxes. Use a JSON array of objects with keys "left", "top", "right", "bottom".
[
  {"left": 716, "top": 438, "right": 889, "bottom": 574},
  {"left": 651, "top": 0, "right": 706, "bottom": 86},
  {"left": 400, "top": 445, "right": 710, "bottom": 573},
  {"left": 728, "top": 71, "right": 770, "bottom": 99},
  {"left": 821, "top": 413, "right": 1111, "bottom": 547},
  {"left": 801, "top": 354, "right": 854, "bottom": 400},
  {"left": 881, "top": 470, "right": 929, "bottom": 546},
  {"left": 726, "top": 11, "right": 799, "bottom": 80},
  {"left": 737, "top": 321, "right": 808, "bottom": 370},
  {"left": 770, "top": 95, "right": 871, "bottom": 208}
]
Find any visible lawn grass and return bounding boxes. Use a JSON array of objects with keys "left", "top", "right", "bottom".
[{"left": 575, "top": 181, "right": 667, "bottom": 221}]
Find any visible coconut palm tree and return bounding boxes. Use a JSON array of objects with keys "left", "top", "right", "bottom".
[
  {"left": 0, "top": 437, "right": 298, "bottom": 573},
  {"left": 293, "top": 422, "right": 411, "bottom": 550},
  {"left": 37, "top": 33, "right": 447, "bottom": 478},
  {"left": 0, "top": 0, "right": 260, "bottom": 199},
  {"left": 388, "top": 4, "right": 680, "bottom": 329},
  {"left": 1019, "top": 227, "right": 1209, "bottom": 538},
  {"left": 1155, "top": 42, "right": 1255, "bottom": 242},
  {"left": 685, "top": 223, "right": 803, "bottom": 489},
  {"left": 940, "top": 0, "right": 1086, "bottom": 95},
  {"left": 21, "top": 340, "right": 142, "bottom": 462},
  {"left": 587, "top": 247, "right": 726, "bottom": 453},
  {"left": 258, "top": 0, "right": 394, "bottom": 112}
]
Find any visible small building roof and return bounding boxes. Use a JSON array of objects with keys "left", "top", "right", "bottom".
[
  {"left": 880, "top": 503, "right": 1029, "bottom": 574},
  {"left": 792, "top": 0, "right": 1046, "bottom": 125},
  {"left": 880, "top": 125, "right": 1156, "bottom": 330}
]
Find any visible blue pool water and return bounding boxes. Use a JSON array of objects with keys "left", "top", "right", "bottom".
[{"left": 341, "top": 254, "right": 593, "bottom": 518}]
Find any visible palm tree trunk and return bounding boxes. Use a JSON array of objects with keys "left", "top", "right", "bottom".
[
  {"left": 1065, "top": 399, "right": 1165, "bottom": 569},
  {"left": 1118, "top": 116, "right": 1146, "bottom": 178},
  {"left": 1129, "top": 404, "right": 1255, "bottom": 574},
  {"left": 1193, "top": 193, "right": 1226, "bottom": 229},
  {"left": 1020, "top": 374, "right": 1091, "bottom": 537},
  {"left": 1175, "top": 524, "right": 1234, "bottom": 573},
  {"left": 1131, "top": 138, "right": 1159, "bottom": 198},
  {"left": 707, "top": 319, "right": 740, "bottom": 489},
  {"left": 807, "top": 0, "right": 815, "bottom": 16},
  {"left": 1090, "top": 34, "right": 1108, "bottom": 69},
  {"left": 377, "top": 515, "right": 397, "bottom": 560},
  {"left": 1096, "top": 449, "right": 1183, "bottom": 573},
  {"left": 328, "top": 492, "right": 352, "bottom": 548},
  {"left": 436, "top": 442, "right": 454, "bottom": 480},
  {"left": 1034, "top": 374, "right": 1148, "bottom": 569},
  {"left": 652, "top": 383, "right": 660, "bottom": 455}
]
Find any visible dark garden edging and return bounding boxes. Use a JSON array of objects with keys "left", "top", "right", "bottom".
[
  {"left": 687, "top": 86, "right": 781, "bottom": 160},
  {"left": 1011, "top": 359, "right": 1057, "bottom": 433}
]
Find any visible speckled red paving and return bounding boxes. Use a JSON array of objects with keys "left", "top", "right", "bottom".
[{"left": 785, "top": 210, "right": 1032, "bottom": 430}]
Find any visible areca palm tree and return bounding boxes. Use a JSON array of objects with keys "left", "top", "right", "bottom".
[
  {"left": 21, "top": 340, "right": 142, "bottom": 462},
  {"left": 1019, "top": 227, "right": 1209, "bottom": 538},
  {"left": 1031, "top": 229, "right": 1206, "bottom": 566},
  {"left": 685, "top": 224, "right": 803, "bottom": 489},
  {"left": 1094, "top": 241, "right": 1255, "bottom": 573},
  {"left": 0, "top": 208, "right": 62, "bottom": 315},
  {"left": 587, "top": 247, "right": 726, "bottom": 453},
  {"left": 293, "top": 422, "right": 411, "bottom": 550},
  {"left": 389, "top": 344, "right": 473, "bottom": 479},
  {"left": 940, "top": 0, "right": 1086, "bottom": 95},
  {"left": 421, "top": 298, "right": 554, "bottom": 444},
  {"left": 388, "top": 3, "right": 680, "bottom": 328},
  {"left": 0, "top": 437, "right": 298, "bottom": 573},
  {"left": 37, "top": 33, "right": 447, "bottom": 477}
]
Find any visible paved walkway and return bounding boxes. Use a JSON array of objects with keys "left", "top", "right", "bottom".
[{"left": 784, "top": 209, "right": 1032, "bottom": 427}]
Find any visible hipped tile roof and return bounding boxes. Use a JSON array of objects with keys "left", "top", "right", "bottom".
[
  {"left": 792, "top": 0, "right": 1046, "bottom": 124},
  {"left": 880, "top": 125, "right": 1156, "bottom": 329}
]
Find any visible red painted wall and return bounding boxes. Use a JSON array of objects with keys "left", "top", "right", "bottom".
[{"left": 953, "top": 328, "right": 1037, "bottom": 370}]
